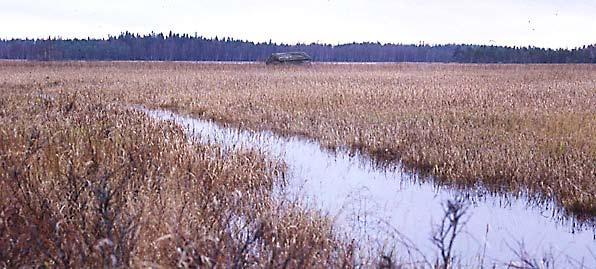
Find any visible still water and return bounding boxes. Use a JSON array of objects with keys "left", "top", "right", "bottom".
[{"left": 146, "top": 109, "right": 594, "bottom": 268}]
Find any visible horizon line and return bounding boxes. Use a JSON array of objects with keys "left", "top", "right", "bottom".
[{"left": 1, "top": 31, "right": 595, "bottom": 51}]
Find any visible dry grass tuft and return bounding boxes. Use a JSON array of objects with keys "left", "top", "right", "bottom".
[{"left": 0, "top": 86, "right": 353, "bottom": 267}]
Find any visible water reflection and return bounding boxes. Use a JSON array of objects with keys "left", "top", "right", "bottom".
[{"left": 145, "top": 109, "right": 595, "bottom": 267}]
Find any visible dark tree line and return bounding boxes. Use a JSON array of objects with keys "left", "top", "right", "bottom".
[{"left": 1, "top": 31, "right": 595, "bottom": 63}]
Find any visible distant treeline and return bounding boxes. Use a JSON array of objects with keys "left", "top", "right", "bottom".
[{"left": 1, "top": 32, "right": 595, "bottom": 63}]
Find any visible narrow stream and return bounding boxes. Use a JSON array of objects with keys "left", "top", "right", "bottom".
[{"left": 146, "top": 109, "right": 595, "bottom": 268}]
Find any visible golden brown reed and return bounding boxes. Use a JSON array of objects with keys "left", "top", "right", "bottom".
[
  {"left": 0, "top": 60, "right": 594, "bottom": 267},
  {"left": 0, "top": 82, "right": 353, "bottom": 267},
  {"left": 2, "top": 61, "right": 594, "bottom": 218},
  {"left": 21, "top": 61, "right": 591, "bottom": 219}
]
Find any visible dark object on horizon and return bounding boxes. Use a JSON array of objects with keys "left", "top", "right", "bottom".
[{"left": 266, "top": 52, "right": 312, "bottom": 65}]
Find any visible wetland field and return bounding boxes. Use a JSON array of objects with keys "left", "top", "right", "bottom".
[{"left": 1, "top": 61, "right": 594, "bottom": 268}]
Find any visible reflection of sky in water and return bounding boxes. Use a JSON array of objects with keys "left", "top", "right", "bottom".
[{"left": 147, "top": 109, "right": 595, "bottom": 267}]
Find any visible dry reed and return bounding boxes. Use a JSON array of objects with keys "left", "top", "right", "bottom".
[
  {"left": 1, "top": 60, "right": 594, "bottom": 267},
  {"left": 19, "top": 61, "right": 590, "bottom": 219},
  {"left": 0, "top": 81, "right": 353, "bottom": 267}
]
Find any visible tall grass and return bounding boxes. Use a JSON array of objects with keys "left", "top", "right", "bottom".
[
  {"left": 0, "top": 61, "right": 593, "bottom": 267},
  {"left": 0, "top": 87, "right": 353, "bottom": 267},
  {"left": 25, "top": 61, "right": 589, "bottom": 219}
]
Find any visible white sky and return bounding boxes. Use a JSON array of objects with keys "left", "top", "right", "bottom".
[{"left": 1, "top": 0, "right": 595, "bottom": 48}]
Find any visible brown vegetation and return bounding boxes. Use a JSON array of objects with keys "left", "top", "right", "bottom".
[
  {"left": 32, "top": 61, "right": 589, "bottom": 219},
  {"left": 0, "top": 81, "right": 353, "bottom": 267},
  {"left": 161, "top": 63, "right": 594, "bottom": 218},
  {"left": 3, "top": 61, "right": 595, "bottom": 218},
  {"left": 1, "top": 60, "right": 594, "bottom": 267}
]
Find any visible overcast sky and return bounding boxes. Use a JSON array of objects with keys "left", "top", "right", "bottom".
[{"left": 1, "top": 0, "right": 595, "bottom": 48}]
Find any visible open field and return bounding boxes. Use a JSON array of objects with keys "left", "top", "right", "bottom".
[
  {"left": 1, "top": 61, "right": 595, "bottom": 267},
  {"left": 3, "top": 61, "right": 592, "bottom": 218}
]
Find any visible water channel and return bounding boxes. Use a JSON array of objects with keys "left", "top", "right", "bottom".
[{"left": 146, "top": 109, "right": 595, "bottom": 268}]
